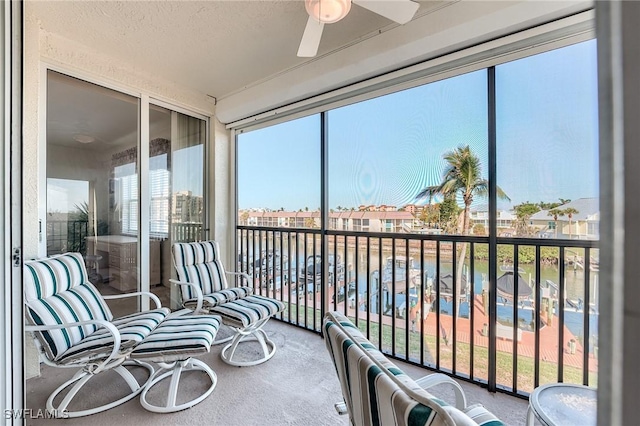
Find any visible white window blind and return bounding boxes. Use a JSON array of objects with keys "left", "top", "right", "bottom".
[
  {"left": 115, "top": 155, "right": 170, "bottom": 237},
  {"left": 150, "top": 154, "right": 170, "bottom": 236}
]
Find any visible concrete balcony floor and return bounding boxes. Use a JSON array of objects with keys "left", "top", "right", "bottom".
[{"left": 26, "top": 319, "right": 528, "bottom": 425}]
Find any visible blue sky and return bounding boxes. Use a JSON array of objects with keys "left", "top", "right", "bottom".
[{"left": 237, "top": 39, "right": 599, "bottom": 212}]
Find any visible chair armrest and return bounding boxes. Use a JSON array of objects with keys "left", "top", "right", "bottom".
[
  {"left": 414, "top": 373, "right": 467, "bottom": 409},
  {"left": 102, "top": 291, "right": 162, "bottom": 309},
  {"left": 25, "top": 319, "right": 122, "bottom": 373},
  {"left": 169, "top": 278, "right": 205, "bottom": 313},
  {"left": 225, "top": 271, "right": 252, "bottom": 287}
]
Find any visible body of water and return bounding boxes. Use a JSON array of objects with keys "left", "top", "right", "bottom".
[{"left": 245, "top": 242, "right": 599, "bottom": 349}]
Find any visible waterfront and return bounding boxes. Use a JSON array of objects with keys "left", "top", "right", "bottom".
[{"left": 244, "top": 240, "right": 598, "bottom": 351}]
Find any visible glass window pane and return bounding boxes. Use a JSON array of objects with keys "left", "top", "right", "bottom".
[
  {"left": 46, "top": 70, "right": 140, "bottom": 316},
  {"left": 497, "top": 40, "right": 599, "bottom": 240},
  {"left": 237, "top": 115, "right": 321, "bottom": 226},
  {"left": 328, "top": 70, "right": 488, "bottom": 236},
  {"left": 496, "top": 39, "right": 599, "bottom": 393},
  {"left": 148, "top": 105, "right": 206, "bottom": 308}
]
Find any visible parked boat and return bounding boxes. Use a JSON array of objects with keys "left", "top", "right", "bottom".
[
  {"left": 300, "top": 253, "right": 345, "bottom": 285},
  {"left": 372, "top": 256, "right": 426, "bottom": 292}
]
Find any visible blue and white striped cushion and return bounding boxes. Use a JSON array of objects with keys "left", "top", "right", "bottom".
[
  {"left": 56, "top": 308, "right": 171, "bottom": 364},
  {"left": 26, "top": 282, "right": 113, "bottom": 360},
  {"left": 324, "top": 312, "right": 504, "bottom": 426},
  {"left": 24, "top": 253, "right": 91, "bottom": 301},
  {"left": 211, "top": 295, "right": 284, "bottom": 328},
  {"left": 173, "top": 241, "right": 229, "bottom": 301},
  {"left": 183, "top": 287, "right": 254, "bottom": 310},
  {"left": 462, "top": 404, "right": 504, "bottom": 426},
  {"left": 131, "top": 314, "right": 221, "bottom": 363}
]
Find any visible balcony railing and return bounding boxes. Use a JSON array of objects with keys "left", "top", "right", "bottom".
[
  {"left": 237, "top": 225, "right": 598, "bottom": 398},
  {"left": 172, "top": 222, "right": 203, "bottom": 242},
  {"left": 47, "top": 220, "right": 89, "bottom": 256}
]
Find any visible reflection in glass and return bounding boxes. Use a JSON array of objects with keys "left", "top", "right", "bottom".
[
  {"left": 149, "top": 105, "right": 206, "bottom": 308},
  {"left": 46, "top": 70, "right": 139, "bottom": 316}
]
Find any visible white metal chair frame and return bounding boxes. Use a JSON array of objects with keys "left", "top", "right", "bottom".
[
  {"left": 140, "top": 357, "right": 217, "bottom": 414},
  {"left": 26, "top": 292, "right": 158, "bottom": 417},
  {"left": 218, "top": 315, "right": 277, "bottom": 367},
  {"left": 170, "top": 271, "right": 278, "bottom": 366},
  {"left": 170, "top": 244, "right": 278, "bottom": 366},
  {"left": 26, "top": 291, "right": 217, "bottom": 416}
]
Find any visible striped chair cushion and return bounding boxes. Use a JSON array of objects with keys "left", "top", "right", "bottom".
[
  {"left": 56, "top": 308, "right": 171, "bottom": 364},
  {"left": 173, "top": 241, "right": 229, "bottom": 301},
  {"left": 24, "top": 253, "right": 92, "bottom": 301},
  {"left": 131, "top": 314, "right": 221, "bottom": 363},
  {"left": 462, "top": 404, "right": 504, "bottom": 426},
  {"left": 324, "top": 312, "right": 503, "bottom": 426},
  {"left": 210, "top": 295, "right": 285, "bottom": 328},
  {"left": 183, "top": 287, "right": 254, "bottom": 310},
  {"left": 25, "top": 282, "right": 113, "bottom": 360}
]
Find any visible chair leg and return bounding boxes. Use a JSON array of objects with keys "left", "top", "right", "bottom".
[
  {"left": 140, "top": 358, "right": 217, "bottom": 413},
  {"left": 220, "top": 318, "right": 277, "bottom": 367},
  {"left": 46, "top": 360, "right": 154, "bottom": 418}
]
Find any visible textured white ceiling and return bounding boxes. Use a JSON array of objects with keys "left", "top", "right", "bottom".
[
  {"left": 33, "top": 0, "right": 592, "bottom": 128},
  {"left": 31, "top": 0, "right": 428, "bottom": 100}
]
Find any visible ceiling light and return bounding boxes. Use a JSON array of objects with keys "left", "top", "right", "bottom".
[
  {"left": 73, "top": 134, "right": 95, "bottom": 144},
  {"left": 305, "top": 0, "right": 351, "bottom": 24}
]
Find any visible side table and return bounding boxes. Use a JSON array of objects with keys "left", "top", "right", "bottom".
[{"left": 526, "top": 383, "right": 596, "bottom": 426}]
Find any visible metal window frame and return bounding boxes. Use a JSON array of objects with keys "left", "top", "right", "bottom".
[
  {"left": 3, "top": 1, "right": 23, "bottom": 423},
  {"left": 232, "top": 12, "right": 599, "bottom": 398},
  {"left": 228, "top": 11, "right": 594, "bottom": 134}
]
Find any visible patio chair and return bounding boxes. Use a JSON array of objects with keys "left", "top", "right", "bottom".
[
  {"left": 171, "top": 240, "right": 285, "bottom": 366},
  {"left": 24, "top": 252, "right": 221, "bottom": 416},
  {"left": 323, "top": 311, "right": 504, "bottom": 426}
]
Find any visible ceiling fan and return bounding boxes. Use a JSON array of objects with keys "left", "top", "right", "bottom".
[{"left": 297, "top": 0, "right": 420, "bottom": 57}]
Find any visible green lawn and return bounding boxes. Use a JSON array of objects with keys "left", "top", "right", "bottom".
[{"left": 280, "top": 303, "right": 597, "bottom": 394}]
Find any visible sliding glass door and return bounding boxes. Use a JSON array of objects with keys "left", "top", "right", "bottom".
[
  {"left": 46, "top": 70, "right": 207, "bottom": 315},
  {"left": 148, "top": 104, "right": 206, "bottom": 308},
  {"left": 47, "top": 70, "right": 140, "bottom": 315}
]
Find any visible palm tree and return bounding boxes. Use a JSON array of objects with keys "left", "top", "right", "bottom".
[
  {"left": 563, "top": 207, "right": 579, "bottom": 238},
  {"left": 416, "top": 146, "right": 509, "bottom": 332},
  {"left": 547, "top": 208, "right": 564, "bottom": 237},
  {"left": 240, "top": 211, "right": 250, "bottom": 225},
  {"left": 513, "top": 202, "right": 540, "bottom": 236}
]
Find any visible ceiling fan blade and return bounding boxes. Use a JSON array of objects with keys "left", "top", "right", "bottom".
[
  {"left": 353, "top": 0, "right": 419, "bottom": 24},
  {"left": 297, "top": 16, "right": 325, "bottom": 57}
]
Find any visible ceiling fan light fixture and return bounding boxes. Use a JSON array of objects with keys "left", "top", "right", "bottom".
[
  {"left": 305, "top": 0, "right": 351, "bottom": 24},
  {"left": 73, "top": 134, "right": 95, "bottom": 144}
]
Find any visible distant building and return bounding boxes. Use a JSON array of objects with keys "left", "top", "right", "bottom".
[
  {"left": 238, "top": 208, "right": 417, "bottom": 232},
  {"left": 172, "top": 191, "right": 203, "bottom": 224},
  {"left": 403, "top": 204, "right": 423, "bottom": 216},
  {"left": 529, "top": 197, "right": 599, "bottom": 239},
  {"left": 469, "top": 206, "right": 516, "bottom": 234}
]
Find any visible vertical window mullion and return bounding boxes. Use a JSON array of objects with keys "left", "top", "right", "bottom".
[
  {"left": 139, "top": 95, "right": 150, "bottom": 311},
  {"left": 321, "top": 111, "right": 329, "bottom": 325},
  {"left": 488, "top": 66, "right": 498, "bottom": 392}
]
